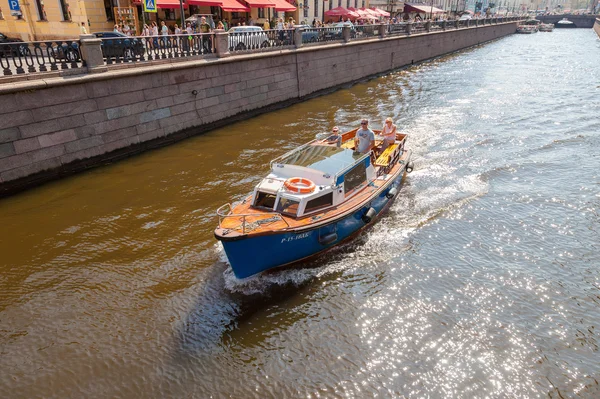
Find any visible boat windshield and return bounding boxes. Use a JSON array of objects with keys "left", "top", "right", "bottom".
[{"left": 278, "top": 145, "right": 362, "bottom": 175}]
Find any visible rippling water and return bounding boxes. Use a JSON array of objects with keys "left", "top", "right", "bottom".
[{"left": 1, "top": 30, "right": 600, "bottom": 398}]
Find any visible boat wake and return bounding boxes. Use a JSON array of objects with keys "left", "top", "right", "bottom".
[{"left": 219, "top": 163, "right": 488, "bottom": 295}]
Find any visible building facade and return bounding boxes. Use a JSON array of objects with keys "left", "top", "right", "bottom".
[
  {"left": 0, "top": 0, "right": 121, "bottom": 41},
  {"left": 367, "top": 0, "right": 403, "bottom": 15}
]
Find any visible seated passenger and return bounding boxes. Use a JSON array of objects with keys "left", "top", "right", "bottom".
[
  {"left": 354, "top": 119, "right": 375, "bottom": 154},
  {"left": 324, "top": 126, "right": 342, "bottom": 147},
  {"left": 380, "top": 117, "right": 397, "bottom": 152}
]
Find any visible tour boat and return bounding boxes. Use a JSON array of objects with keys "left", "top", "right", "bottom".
[
  {"left": 538, "top": 23, "right": 554, "bottom": 32},
  {"left": 214, "top": 128, "right": 414, "bottom": 279},
  {"left": 556, "top": 18, "right": 575, "bottom": 28},
  {"left": 516, "top": 25, "right": 537, "bottom": 34}
]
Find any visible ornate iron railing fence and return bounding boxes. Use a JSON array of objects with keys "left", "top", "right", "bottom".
[
  {"left": 0, "top": 39, "right": 84, "bottom": 76},
  {"left": 100, "top": 33, "right": 214, "bottom": 64},
  {"left": 354, "top": 24, "right": 381, "bottom": 39},
  {"left": 228, "top": 29, "right": 294, "bottom": 53},
  {"left": 386, "top": 23, "right": 408, "bottom": 36},
  {"left": 302, "top": 27, "right": 345, "bottom": 44},
  {"left": 413, "top": 21, "right": 427, "bottom": 33}
]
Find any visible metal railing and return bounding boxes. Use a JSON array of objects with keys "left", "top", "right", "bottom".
[
  {"left": 302, "top": 27, "right": 345, "bottom": 44},
  {"left": 0, "top": 39, "right": 84, "bottom": 76},
  {"left": 229, "top": 29, "right": 294, "bottom": 53},
  {"left": 100, "top": 33, "right": 214, "bottom": 65},
  {"left": 354, "top": 24, "right": 381, "bottom": 39},
  {"left": 217, "top": 203, "right": 290, "bottom": 234},
  {"left": 413, "top": 21, "right": 427, "bottom": 33},
  {"left": 386, "top": 23, "right": 409, "bottom": 36}
]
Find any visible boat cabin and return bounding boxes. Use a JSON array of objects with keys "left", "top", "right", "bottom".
[{"left": 251, "top": 142, "right": 376, "bottom": 218}]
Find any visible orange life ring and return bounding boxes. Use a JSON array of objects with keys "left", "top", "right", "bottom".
[{"left": 284, "top": 177, "right": 316, "bottom": 194}]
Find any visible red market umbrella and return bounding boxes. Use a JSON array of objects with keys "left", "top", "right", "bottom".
[
  {"left": 325, "top": 6, "right": 359, "bottom": 18},
  {"left": 347, "top": 7, "right": 376, "bottom": 19},
  {"left": 358, "top": 7, "right": 381, "bottom": 18},
  {"left": 369, "top": 7, "right": 390, "bottom": 17}
]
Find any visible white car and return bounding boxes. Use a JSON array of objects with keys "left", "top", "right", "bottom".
[{"left": 228, "top": 26, "right": 271, "bottom": 51}]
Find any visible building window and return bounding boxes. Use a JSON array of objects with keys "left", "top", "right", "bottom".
[
  {"left": 314, "top": 0, "right": 318, "bottom": 17},
  {"left": 304, "top": 5, "right": 308, "bottom": 17},
  {"left": 354, "top": 0, "right": 357, "bottom": 8},
  {"left": 362, "top": 0, "right": 365, "bottom": 7},
  {"left": 346, "top": 0, "right": 349, "bottom": 8},
  {"left": 104, "top": 0, "right": 114, "bottom": 20},
  {"left": 164, "top": 8, "right": 175, "bottom": 19},
  {"left": 34, "top": 0, "right": 46, "bottom": 20},
  {"left": 329, "top": 0, "right": 332, "bottom": 10},
  {"left": 338, "top": 0, "right": 341, "bottom": 7},
  {"left": 58, "top": 0, "right": 70, "bottom": 21},
  {"left": 258, "top": 8, "right": 265, "bottom": 18}
]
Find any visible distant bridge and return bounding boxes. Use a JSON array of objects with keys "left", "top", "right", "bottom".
[{"left": 535, "top": 14, "right": 600, "bottom": 28}]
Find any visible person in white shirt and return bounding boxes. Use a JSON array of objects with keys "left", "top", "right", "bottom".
[{"left": 380, "top": 117, "right": 397, "bottom": 152}]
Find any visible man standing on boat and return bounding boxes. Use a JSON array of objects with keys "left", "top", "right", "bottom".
[{"left": 355, "top": 119, "right": 375, "bottom": 155}]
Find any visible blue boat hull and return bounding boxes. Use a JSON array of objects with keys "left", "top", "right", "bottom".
[{"left": 219, "top": 169, "right": 407, "bottom": 279}]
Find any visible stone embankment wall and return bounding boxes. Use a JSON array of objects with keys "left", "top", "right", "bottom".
[
  {"left": 594, "top": 18, "right": 600, "bottom": 37},
  {"left": 0, "top": 22, "right": 517, "bottom": 196}
]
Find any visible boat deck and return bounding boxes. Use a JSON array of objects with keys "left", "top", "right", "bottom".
[{"left": 217, "top": 132, "right": 409, "bottom": 237}]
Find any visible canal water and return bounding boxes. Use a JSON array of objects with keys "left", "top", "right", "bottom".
[{"left": 1, "top": 29, "right": 600, "bottom": 398}]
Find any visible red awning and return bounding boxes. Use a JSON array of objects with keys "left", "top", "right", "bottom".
[
  {"left": 188, "top": 0, "right": 223, "bottom": 5},
  {"left": 155, "top": 0, "right": 189, "bottom": 8},
  {"left": 220, "top": 0, "right": 250, "bottom": 11},
  {"left": 244, "top": 0, "right": 274, "bottom": 7},
  {"left": 403, "top": 3, "right": 444, "bottom": 14},
  {"left": 269, "top": 0, "right": 296, "bottom": 11}
]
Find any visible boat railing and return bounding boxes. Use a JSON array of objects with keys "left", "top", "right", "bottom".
[{"left": 216, "top": 203, "right": 290, "bottom": 234}]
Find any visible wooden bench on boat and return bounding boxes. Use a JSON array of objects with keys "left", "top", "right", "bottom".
[{"left": 375, "top": 144, "right": 399, "bottom": 167}]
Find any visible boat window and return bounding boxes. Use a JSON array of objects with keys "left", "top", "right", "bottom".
[
  {"left": 254, "top": 191, "right": 277, "bottom": 209},
  {"left": 304, "top": 193, "right": 333, "bottom": 213},
  {"left": 276, "top": 197, "right": 300, "bottom": 217},
  {"left": 343, "top": 162, "right": 367, "bottom": 195}
]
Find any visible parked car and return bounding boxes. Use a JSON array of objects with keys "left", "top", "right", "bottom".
[
  {"left": 228, "top": 26, "right": 270, "bottom": 51},
  {"left": 295, "top": 24, "right": 320, "bottom": 43},
  {"left": 93, "top": 31, "right": 145, "bottom": 60},
  {"left": 53, "top": 42, "right": 82, "bottom": 62},
  {"left": 323, "top": 22, "right": 357, "bottom": 40},
  {"left": 0, "top": 32, "right": 29, "bottom": 57}
]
